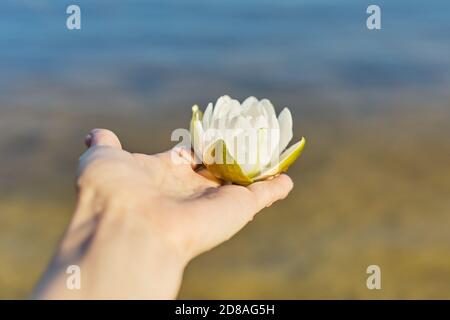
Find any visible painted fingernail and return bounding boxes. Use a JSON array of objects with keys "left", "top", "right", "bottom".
[{"left": 84, "top": 133, "right": 93, "bottom": 147}]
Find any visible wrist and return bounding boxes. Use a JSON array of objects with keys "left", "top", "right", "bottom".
[{"left": 57, "top": 187, "right": 190, "bottom": 299}]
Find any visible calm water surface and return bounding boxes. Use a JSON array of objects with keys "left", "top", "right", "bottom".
[{"left": 1, "top": 0, "right": 449, "bottom": 110}]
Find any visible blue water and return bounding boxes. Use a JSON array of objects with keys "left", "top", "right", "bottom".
[{"left": 1, "top": 0, "right": 449, "bottom": 110}]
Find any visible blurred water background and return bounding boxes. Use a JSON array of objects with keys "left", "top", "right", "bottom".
[{"left": 1, "top": 0, "right": 450, "bottom": 298}]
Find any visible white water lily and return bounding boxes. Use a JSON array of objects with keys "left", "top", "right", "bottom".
[{"left": 190, "top": 95, "right": 305, "bottom": 185}]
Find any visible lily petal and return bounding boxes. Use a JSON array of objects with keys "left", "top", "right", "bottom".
[
  {"left": 253, "top": 137, "right": 306, "bottom": 182},
  {"left": 203, "top": 102, "right": 213, "bottom": 131},
  {"left": 204, "top": 139, "right": 253, "bottom": 186},
  {"left": 190, "top": 105, "right": 204, "bottom": 161},
  {"left": 260, "top": 99, "right": 276, "bottom": 120},
  {"left": 212, "top": 95, "right": 230, "bottom": 122},
  {"left": 242, "top": 96, "right": 259, "bottom": 113},
  {"left": 277, "top": 107, "right": 293, "bottom": 153}
]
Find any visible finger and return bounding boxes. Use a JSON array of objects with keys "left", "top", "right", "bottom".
[
  {"left": 247, "top": 174, "right": 293, "bottom": 210},
  {"left": 85, "top": 128, "right": 122, "bottom": 149},
  {"left": 195, "top": 174, "right": 293, "bottom": 222},
  {"left": 186, "top": 175, "right": 293, "bottom": 255}
]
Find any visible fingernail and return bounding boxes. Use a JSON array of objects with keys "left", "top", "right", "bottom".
[{"left": 84, "top": 133, "right": 93, "bottom": 147}]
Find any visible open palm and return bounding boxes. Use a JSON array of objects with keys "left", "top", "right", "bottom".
[
  {"left": 78, "top": 129, "right": 293, "bottom": 259},
  {"left": 33, "top": 128, "right": 294, "bottom": 299}
]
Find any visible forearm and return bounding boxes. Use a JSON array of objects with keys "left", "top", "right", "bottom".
[{"left": 33, "top": 191, "right": 187, "bottom": 299}]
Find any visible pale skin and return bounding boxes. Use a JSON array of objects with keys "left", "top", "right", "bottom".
[{"left": 32, "top": 128, "right": 293, "bottom": 299}]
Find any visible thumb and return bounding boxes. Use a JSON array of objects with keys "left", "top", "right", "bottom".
[{"left": 85, "top": 128, "right": 122, "bottom": 149}]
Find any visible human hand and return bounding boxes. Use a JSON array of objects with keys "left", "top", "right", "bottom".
[{"left": 33, "top": 128, "right": 293, "bottom": 299}]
